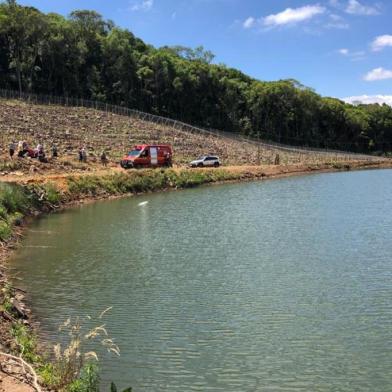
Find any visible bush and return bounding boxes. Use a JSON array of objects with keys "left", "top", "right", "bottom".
[
  {"left": 0, "top": 220, "right": 11, "bottom": 241},
  {"left": 43, "top": 183, "right": 61, "bottom": 204},
  {"left": 0, "top": 183, "right": 29, "bottom": 214},
  {"left": 11, "top": 323, "right": 41, "bottom": 364},
  {"left": 38, "top": 363, "right": 61, "bottom": 388},
  {"left": 67, "top": 363, "right": 100, "bottom": 392},
  {"left": 0, "top": 205, "right": 7, "bottom": 220}
]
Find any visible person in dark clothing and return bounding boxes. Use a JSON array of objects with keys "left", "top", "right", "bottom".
[
  {"left": 101, "top": 151, "right": 108, "bottom": 167},
  {"left": 9, "top": 141, "right": 16, "bottom": 158},
  {"left": 52, "top": 145, "right": 58, "bottom": 158},
  {"left": 82, "top": 147, "right": 87, "bottom": 163},
  {"left": 78, "top": 147, "right": 83, "bottom": 162},
  {"left": 37, "top": 144, "right": 47, "bottom": 163}
]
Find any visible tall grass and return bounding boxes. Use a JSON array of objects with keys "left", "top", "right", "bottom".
[
  {"left": 0, "top": 183, "right": 31, "bottom": 242},
  {"left": 7, "top": 309, "right": 128, "bottom": 391},
  {"left": 0, "top": 182, "right": 65, "bottom": 242},
  {"left": 66, "top": 168, "right": 241, "bottom": 198}
]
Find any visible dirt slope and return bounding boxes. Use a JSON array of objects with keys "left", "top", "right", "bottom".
[{"left": 0, "top": 99, "right": 336, "bottom": 177}]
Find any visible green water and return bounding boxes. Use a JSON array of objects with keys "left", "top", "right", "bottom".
[{"left": 11, "top": 170, "right": 392, "bottom": 391}]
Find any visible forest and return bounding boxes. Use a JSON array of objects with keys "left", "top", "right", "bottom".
[{"left": 0, "top": 0, "right": 391, "bottom": 153}]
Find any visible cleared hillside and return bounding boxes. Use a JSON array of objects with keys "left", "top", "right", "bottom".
[{"left": 0, "top": 99, "right": 347, "bottom": 175}]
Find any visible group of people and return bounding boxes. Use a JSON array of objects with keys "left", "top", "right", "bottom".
[
  {"left": 8, "top": 141, "right": 109, "bottom": 166},
  {"left": 9, "top": 140, "right": 58, "bottom": 163},
  {"left": 78, "top": 146, "right": 109, "bottom": 166}
]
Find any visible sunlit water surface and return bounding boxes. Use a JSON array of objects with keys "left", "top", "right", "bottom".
[{"left": 12, "top": 170, "right": 392, "bottom": 391}]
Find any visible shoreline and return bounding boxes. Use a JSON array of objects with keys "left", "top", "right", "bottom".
[{"left": 0, "top": 160, "right": 391, "bottom": 390}]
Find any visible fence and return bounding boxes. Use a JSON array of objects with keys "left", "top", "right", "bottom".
[{"left": 0, "top": 88, "right": 384, "bottom": 162}]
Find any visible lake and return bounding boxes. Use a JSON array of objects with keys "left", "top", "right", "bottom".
[{"left": 12, "top": 169, "right": 392, "bottom": 391}]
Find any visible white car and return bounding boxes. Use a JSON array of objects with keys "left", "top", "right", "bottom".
[{"left": 190, "top": 155, "right": 220, "bottom": 168}]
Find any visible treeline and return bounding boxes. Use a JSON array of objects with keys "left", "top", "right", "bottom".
[{"left": 0, "top": 0, "right": 391, "bottom": 153}]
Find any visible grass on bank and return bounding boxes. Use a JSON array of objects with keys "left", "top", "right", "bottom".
[
  {"left": 0, "top": 182, "right": 63, "bottom": 242},
  {"left": 67, "top": 168, "right": 243, "bottom": 197}
]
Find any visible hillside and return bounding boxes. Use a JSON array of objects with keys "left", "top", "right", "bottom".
[
  {"left": 0, "top": 2, "right": 391, "bottom": 155},
  {"left": 0, "top": 99, "right": 346, "bottom": 176}
]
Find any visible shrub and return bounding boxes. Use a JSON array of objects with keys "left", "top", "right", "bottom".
[
  {"left": 0, "top": 220, "right": 11, "bottom": 241},
  {"left": 11, "top": 323, "right": 41, "bottom": 364},
  {"left": 67, "top": 363, "right": 100, "bottom": 392},
  {"left": 37, "top": 363, "right": 61, "bottom": 388},
  {"left": 0, "top": 183, "right": 29, "bottom": 214},
  {"left": 47, "top": 309, "right": 120, "bottom": 390},
  {"left": 43, "top": 183, "right": 61, "bottom": 204}
]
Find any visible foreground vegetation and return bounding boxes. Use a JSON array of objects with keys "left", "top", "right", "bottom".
[
  {"left": 2, "top": 299, "right": 130, "bottom": 391},
  {"left": 0, "top": 1, "right": 391, "bottom": 154}
]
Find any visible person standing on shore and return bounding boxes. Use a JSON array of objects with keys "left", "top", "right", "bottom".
[
  {"left": 52, "top": 144, "right": 58, "bottom": 158},
  {"left": 79, "top": 146, "right": 87, "bottom": 163},
  {"left": 17, "top": 141, "right": 23, "bottom": 157},
  {"left": 100, "top": 150, "right": 108, "bottom": 166},
  {"left": 9, "top": 141, "right": 16, "bottom": 159}
]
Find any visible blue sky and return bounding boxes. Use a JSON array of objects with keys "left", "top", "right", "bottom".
[{"left": 18, "top": 0, "right": 392, "bottom": 104}]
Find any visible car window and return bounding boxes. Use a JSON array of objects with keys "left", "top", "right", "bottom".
[{"left": 140, "top": 149, "right": 149, "bottom": 158}]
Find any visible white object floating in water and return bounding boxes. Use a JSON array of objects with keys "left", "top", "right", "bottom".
[{"left": 138, "top": 201, "right": 149, "bottom": 207}]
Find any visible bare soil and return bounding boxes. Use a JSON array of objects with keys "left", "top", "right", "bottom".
[
  {"left": 0, "top": 371, "right": 34, "bottom": 392},
  {"left": 0, "top": 99, "right": 360, "bottom": 171}
]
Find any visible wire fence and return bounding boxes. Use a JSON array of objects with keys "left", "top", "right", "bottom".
[{"left": 0, "top": 88, "right": 385, "bottom": 162}]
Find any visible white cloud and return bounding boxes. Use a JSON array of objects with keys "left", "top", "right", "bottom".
[
  {"left": 343, "top": 95, "right": 392, "bottom": 106},
  {"left": 263, "top": 5, "right": 326, "bottom": 27},
  {"left": 346, "top": 0, "right": 380, "bottom": 15},
  {"left": 337, "top": 48, "right": 366, "bottom": 60},
  {"left": 371, "top": 35, "right": 392, "bottom": 51},
  {"left": 363, "top": 67, "right": 392, "bottom": 81},
  {"left": 129, "top": 0, "right": 153, "bottom": 11},
  {"left": 243, "top": 17, "right": 256, "bottom": 29},
  {"left": 326, "top": 13, "right": 349, "bottom": 29}
]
